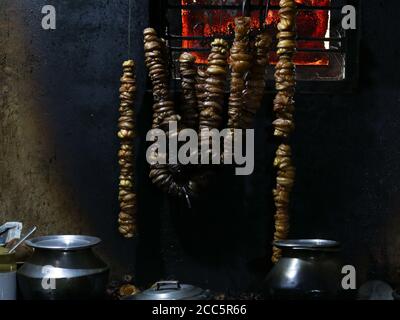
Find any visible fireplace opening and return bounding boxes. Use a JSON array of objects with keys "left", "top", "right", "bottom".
[
  {"left": 152, "top": 0, "right": 360, "bottom": 93},
  {"left": 181, "top": 0, "right": 331, "bottom": 66}
]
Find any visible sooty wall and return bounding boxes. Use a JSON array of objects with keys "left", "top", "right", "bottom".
[{"left": 1, "top": 0, "right": 400, "bottom": 292}]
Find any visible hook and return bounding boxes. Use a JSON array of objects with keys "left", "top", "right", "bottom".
[
  {"left": 182, "top": 186, "right": 192, "bottom": 209},
  {"left": 242, "top": 0, "right": 251, "bottom": 16},
  {"left": 261, "top": 0, "right": 271, "bottom": 28}
]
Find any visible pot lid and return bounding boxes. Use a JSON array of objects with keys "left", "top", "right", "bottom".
[
  {"left": 274, "top": 239, "right": 340, "bottom": 251},
  {"left": 25, "top": 235, "right": 101, "bottom": 250},
  {"left": 129, "top": 281, "right": 209, "bottom": 300}
]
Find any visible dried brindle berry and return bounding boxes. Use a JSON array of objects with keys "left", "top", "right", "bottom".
[
  {"left": 272, "top": 0, "right": 297, "bottom": 264},
  {"left": 118, "top": 60, "right": 137, "bottom": 238}
]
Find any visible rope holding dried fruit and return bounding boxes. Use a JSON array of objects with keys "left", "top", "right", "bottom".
[
  {"left": 118, "top": 60, "right": 137, "bottom": 238},
  {"left": 272, "top": 0, "right": 298, "bottom": 263}
]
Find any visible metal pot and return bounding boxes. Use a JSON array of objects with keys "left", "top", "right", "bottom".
[
  {"left": 264, "top": 239, "right": 343, "bottom": 299},
  {"left": 17, "top": 235, "right": 109, "bottom": 300},
  {"left": 123, "top": 281, "right": 212, "bottom": 300},
  {"left": 0, "top": 247, "right": 16, "bottom": 300}
]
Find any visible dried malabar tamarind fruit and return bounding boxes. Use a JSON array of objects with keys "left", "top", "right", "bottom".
[
  {"left": 179, "top": 52, "right": 198, "bottom": 129},
  {"left": 228, "top": 17, "right": 252, "bottom": 129},
  {"left": 200, "top": 38, "right": 229, "bottom": 131},
  {"left": 118, "top": 59, "right": 137, "bottom": 238},
  {"left": 196, "top": 66, "right": 207, "bottom": 116},
  {"left": 144, "top": 28, "right": 180, "bottom": 194},
  {"left": 144, "top": 28, "right": 207, "bottom": 198},
  {"left": 272, "top": 143, "right": 295, "bottom": 251},
  {"left": 199, "top": 38, "right": 229, "bottom": 164},
  {"left": 272, "top": 0, "right": 297, "bottom": 263},
  {"left": 143, "top": 28, "right": 178, "bottom": 128},
  {"left": 241, "top": 30, "right": 272, "bottom": 129}
]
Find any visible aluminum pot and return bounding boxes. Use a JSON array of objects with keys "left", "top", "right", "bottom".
[
  {"left": 17, "top": 235, "right": 109, "bottom": 300},
  {"left": 264, "top": 239, "right": 343, "bottom": 299},
  {"left": 123, "top": 281, "right": 212, "bottom": 300},
  {"left": 0, "top": 247, "right": 16, "bottom": 300}
]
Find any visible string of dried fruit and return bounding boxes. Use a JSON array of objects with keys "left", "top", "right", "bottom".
[
  {"left": 179, "top": 52, "right": 198, "bottom": 129},
  {"left": 241, "top": 30, "right": 272, "bottom": 129},
  {"left": 144, "top": 28, "right": 178, "bottom": 128},
  {"left": 200, "top": 39, "right": 229, "bottom": 131},
  {"left": 144, "top": 28, "right": 181, "bottom": 196},
  {"left": 227, "top": 17, "right": 252, "bottom": 130},
  {"left": 195, "top": 39, "right": 229, "bottom": 169},
  {"left": 272, "top": 0, "right": 297, "bottom": 263},
  {"left": 117, "top": 60, "right": 137, "bottom": 238},
  {"left": 144, "top": 28, "right": 209, "bottom": 198}
]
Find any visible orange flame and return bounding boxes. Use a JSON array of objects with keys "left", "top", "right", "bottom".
[{"left": 181, "top": 0, "right": 330, "bottom": 65}]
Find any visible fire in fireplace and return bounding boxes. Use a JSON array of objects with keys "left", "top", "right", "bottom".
[
  {"left": 181, "top": 0, "right": 331, "bottom": 66},
  {"left": 152, "top": 0, "right": 360, "bottom": 92}
]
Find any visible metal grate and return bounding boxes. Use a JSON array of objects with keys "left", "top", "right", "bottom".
[{"left": 149, "top": 0, "right": 360, "bottom": 93}]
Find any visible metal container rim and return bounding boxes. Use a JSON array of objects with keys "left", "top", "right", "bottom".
[
  {"left": 274, "top": 239, "right": 340, "bottom": 250},
  {"left": 25, "top": 235, "right": 101, "bottom": 251}
]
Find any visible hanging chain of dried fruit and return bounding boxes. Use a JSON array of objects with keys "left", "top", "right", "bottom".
[
  {"left": 144, "top": 28, "right": 181, "bottom": 196},
  {"left": 271, "top": 0, "right": 298, "bottom": 263},
  {"left": 224, "top": 18, "right": 272, "bottom": 165},
  {"left": 144, "top": 28, "right": 210, "bottom": 199},
  {"left": 117, "top": 60, "right": 137, "bottom": 238},
  {"left": 143, "top": 21, "right": 272, "bottom": 200},
  {"left": 198, "top": 38, "right": 230, "bottom": 165},
  {"left": 179, "top": 52, "right": 198, "bottom": 129},
  {"left": 201, "top": 39, "right": 229, "bottom": 131},
  {"left": 144, "top": 28, "right": 179, "bottom": 129},
  {"left": 228, "top": 17, "right": 252, "bottom": 130},
  {"left": 241, "top": 30, "right": 272, "bottom": 129}
]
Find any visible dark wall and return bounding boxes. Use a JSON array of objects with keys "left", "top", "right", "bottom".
[
  {"left": 0, "top": 0, "right": 149, "bottom": 279},
  {"left": 1, "top": 0, "right": 400, "bottom": 292},
  {"left": 290, "top": 0, "right": 400, "bottom": 287}
]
